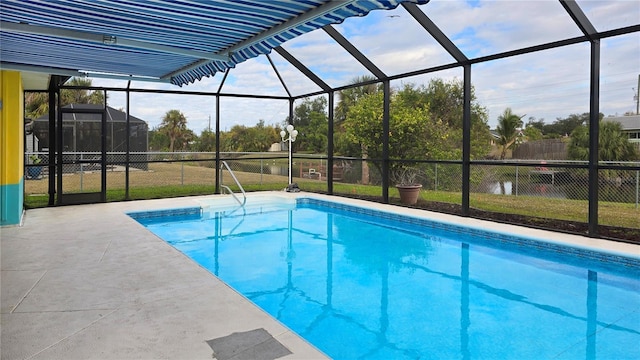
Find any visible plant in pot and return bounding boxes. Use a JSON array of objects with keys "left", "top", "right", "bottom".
[
  {"left": 392, "top": 166, "right": 423, "bottom": 205},
  {"left": 27, "top": 154, "right": 43, "bottom": 179}
]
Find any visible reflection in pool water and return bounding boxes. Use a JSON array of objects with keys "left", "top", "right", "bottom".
[{"left": 133, "top": 198, "right": 640, "bottom": 359}]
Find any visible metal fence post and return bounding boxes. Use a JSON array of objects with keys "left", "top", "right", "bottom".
[
  {"left": 260, "top": 159, "right": 263, "bottom": 185},
  {"left": 515, "top": 165, "right": 519, "bottom": 196},
  {"left": 80, "top": 152, "right": 84, "bottom": 191},
  {"left": 636, "top": 170, "right": 640, "bottom": 209},
  {"left": 435, "top": 163, "right": 438, "bottom": 191},
  {"left": 181, "top": 153, "right": 184, "bottom": 186}
]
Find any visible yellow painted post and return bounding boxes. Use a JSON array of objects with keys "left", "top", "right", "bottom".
[{"left": 0, "top": 70, "right": 25, "bottom": 226}]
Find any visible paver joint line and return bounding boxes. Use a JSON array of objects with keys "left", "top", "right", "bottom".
[
  {"left": 98, "top": 238, "right": 113, "bottom": 262},
  {"left": 11, "top": 270, "right": 47, "bottom": 314},
  {"left": 23, "top": 308, "right": 119, "bottom": 360},
  {"left": 11, "top": 308, "right": 117, "bottom": 314}
]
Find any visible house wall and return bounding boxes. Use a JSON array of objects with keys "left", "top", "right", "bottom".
[
  {"left": 623, "top": 130, "right": 640, "bottom": 152},
  {"left": 0, "top": 70, "right": 24, "bottom": 226}
]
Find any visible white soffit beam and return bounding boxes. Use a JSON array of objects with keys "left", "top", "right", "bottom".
[
  {"left": 0, "top": 21, "right": 230, "bottom": 62},
  {"left": 0, "top": 62, "right": 171, "bottom": 83}
]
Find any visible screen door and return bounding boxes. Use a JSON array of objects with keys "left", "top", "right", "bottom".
[{"left": 57, "top": 107, "right": 106, "bottom": 205}]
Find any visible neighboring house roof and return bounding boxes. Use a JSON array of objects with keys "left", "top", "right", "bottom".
[
  {"left": 602, "top": 115, "right": 640, "bottom": 131},
  {"left": 35, "top": 104, "right": 147, "bottom": 124}
]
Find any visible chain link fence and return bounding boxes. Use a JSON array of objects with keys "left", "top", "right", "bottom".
[{"left": 24, "top": 152, "right": 639, "bottom": 230}]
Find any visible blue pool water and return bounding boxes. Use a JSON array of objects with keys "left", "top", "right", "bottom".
[{"left": 131, "top": 198, "right": 640, "bottom": 359}]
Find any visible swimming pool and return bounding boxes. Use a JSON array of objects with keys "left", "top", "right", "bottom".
[{"left": 130, "top": 195, "right": 640, "bottom": 359}]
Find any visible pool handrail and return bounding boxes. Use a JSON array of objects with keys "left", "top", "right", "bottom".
[{"left": 220, "top": 161, "right": 247, "bottom": 207}]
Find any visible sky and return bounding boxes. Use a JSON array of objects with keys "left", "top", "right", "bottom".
[{"left": 94, "top": 0, "right": 640, "bottom": 134}]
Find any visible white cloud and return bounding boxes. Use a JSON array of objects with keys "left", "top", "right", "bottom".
[
  {"left": 578, "top": 0, "right": 640, "bottom": 32},
  {"left": 91, "top": 0, "right": 638, "bottom": 133}
]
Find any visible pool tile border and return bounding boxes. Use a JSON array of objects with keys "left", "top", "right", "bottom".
[
  {"left": 123, "top": 197, "right": 638, "bottom": 269},
  {"left": 127, "top": 206, "right": 202, "bottom": 220},
  {"left": 298, "top": 197, "right": 640, "bottom": 268}
]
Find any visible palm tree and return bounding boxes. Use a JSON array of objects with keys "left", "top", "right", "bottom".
[
  {"left": 60, "top": 78, "right": 104, "bottom": 105},
  {"left": 159, "top": 110, "right": 189, "bottom": 152},
  {"left": 25, "top": 92, "right": 49, "bottom": 119},
  {"left": 599, "top": 121, "right": 638, "bottom": 161},
  {"left": 335, "top": 75, "right": 380, "bottom": 124},
  {"left": 568, "top": 121, "right": 638, "bottom": 161},
  {"left": 25, "top": 78, "right": 105, "bottom": 119},
  {"left": 496, "top": 108, "right": 525, "bottom": 159}
]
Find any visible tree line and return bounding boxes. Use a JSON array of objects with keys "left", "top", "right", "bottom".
[
  {"left": 149, "top": 77, "right": 494, "bottom": 159},
  {"left": 25, "top": 78, "right": 105, "bottom": 119},
  {"left": 26, "top": 77, "right": 638, "bottom": 163},
  {"left": 496, "top": 109, "right": 637, "bottom": 161}
]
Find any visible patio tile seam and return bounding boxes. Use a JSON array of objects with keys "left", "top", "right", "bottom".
[
  {"left": 98, "top": 238, "right": 113, "bottom": 262},
  {"left": 9, "top": 284, "right": 219, "bottom": 315},
  {"left": 0, "top": 234, "right": 38, "bottom": 241},
  {"left": 23, "top": 308, "right": 119, "bottom": 360},
  {"left": 116, "top": 285, "right": 222, "bottom": 310},
  {"left": 9, "top": 307, "right": 117, "bottom": 314},
  {"left": 0, "top": 269, "right": 46, "bottom": 272},
  {"left": 2, "top": 264, "right": 106, "bottom": 271},
  {"left": 272, "top": 329, "right": 295, "bottom": 341},
  {"left": 10, "top": 270, "right": 47, "bottom": 314},
  {"left": 1, "top": 268, "right": 49, "bottom": 274}
]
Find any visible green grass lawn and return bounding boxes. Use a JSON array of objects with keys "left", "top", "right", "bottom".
[{"left": 23, "top": 163, "right": 639, "bottom": 232}]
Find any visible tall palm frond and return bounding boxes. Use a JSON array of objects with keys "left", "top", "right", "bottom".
[{"left": 496, "top": 107, "right": 525, "bottom": 159}]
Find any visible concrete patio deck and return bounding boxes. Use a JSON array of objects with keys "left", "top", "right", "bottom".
[
  {"left": 1, "top": 195, "right": 327, "bottom": 360},
  {"left": 3, "top": 192, "right": 639, "bottom": 360}
]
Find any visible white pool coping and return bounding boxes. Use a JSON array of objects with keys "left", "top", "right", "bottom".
[
  {"left": 294, "top": 193, "right": 640, "bottom": 261},
  {"left": 253, "top": 192, "right": 638, "bottom": 260}
]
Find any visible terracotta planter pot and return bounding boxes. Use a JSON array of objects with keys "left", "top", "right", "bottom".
[{"left": 396, "top": 184, "right": 422, "bottom": 205}]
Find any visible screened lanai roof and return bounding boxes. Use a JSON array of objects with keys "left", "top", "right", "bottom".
[
  {"left": 2, "top": 0, "right": 637, "bottom": 128},
  {"left": 34, "top": 104, "right": 147, "bottom": 124},
  {"left": 0, "top": 0, "right": 428, "bottom": 86}
]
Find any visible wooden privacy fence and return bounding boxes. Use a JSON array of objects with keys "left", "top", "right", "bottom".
[{"left": 513, "top": 139, "right": 567, "bottom": 160}]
